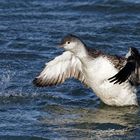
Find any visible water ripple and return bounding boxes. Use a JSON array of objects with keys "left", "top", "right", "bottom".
[{"left": 0, "top": 0, "right": 140, "bottom": 139}]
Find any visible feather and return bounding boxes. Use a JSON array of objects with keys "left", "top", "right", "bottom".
[{"left": 33, "top": 51, "right": 87, "bottom": 87}]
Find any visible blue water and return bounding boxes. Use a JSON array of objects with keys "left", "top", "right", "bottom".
[{"left": 1, "top": 0, "right": 140, "bottom": 139}]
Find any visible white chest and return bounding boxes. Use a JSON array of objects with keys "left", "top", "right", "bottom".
[
  {"left": 84, "top": 56, "right": 118, "bottom": 83},
  {"left": 82, "top": 56, "right": 138, "bottom": 106}
]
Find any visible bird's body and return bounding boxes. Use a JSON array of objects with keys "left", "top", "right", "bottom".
[
  {"left": 33, "top": 34, "right": 140, "bottom": 106},
  {"left": 80, "top": 55, "right": 137, "bottom": 106}
]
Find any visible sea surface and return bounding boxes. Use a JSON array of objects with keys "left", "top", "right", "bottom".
[{"left": 0, "top": 0, "right": 140, "bottom": 139}]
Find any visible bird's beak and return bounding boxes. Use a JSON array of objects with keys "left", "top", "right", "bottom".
[
  {"left": 58, "top": 43, "right": 64, "bottom": 48},
  {"left": 59, "top": 45, "right": 63, "bottom": 48}
]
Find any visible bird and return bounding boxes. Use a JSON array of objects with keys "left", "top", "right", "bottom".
[{"left": 33, "top": 34, "right": 140, "bottom": 106}]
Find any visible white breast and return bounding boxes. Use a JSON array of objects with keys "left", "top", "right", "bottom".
[{"left": 83, "top": 56, "right": 138, "bottom": 106}]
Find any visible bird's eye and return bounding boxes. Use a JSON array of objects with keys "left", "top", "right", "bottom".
[{"left": 67, "top": 41, "right": 70, "bottom": 44}]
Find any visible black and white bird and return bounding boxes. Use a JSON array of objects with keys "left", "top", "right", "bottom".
[{"left": 33, "top": 34, "right": 140, "bottom": 106}]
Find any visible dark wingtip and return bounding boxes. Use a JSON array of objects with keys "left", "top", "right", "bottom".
[
  {"left": 131, "top": 47, "right": 139, "bottom": 54},
  {"left": 33, "top": 78, "right": 38, "bottom": 86},
  {"left": 33, "top": 77, "right": 56, "bottom": 87},
  {"left": 130, "top": 47, "right": 139, "bottom": 58},
  {"left": 32, "top": 77, "right": 43, "bottom": 87}
]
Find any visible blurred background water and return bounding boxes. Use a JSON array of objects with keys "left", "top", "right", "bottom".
[{"left": 0, "top": 0, "right": 140, "bottom": 139}]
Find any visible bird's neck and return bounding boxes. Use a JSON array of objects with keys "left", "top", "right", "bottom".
[{"left": 75, "top": 45, "right": 88, "bottom": 59}]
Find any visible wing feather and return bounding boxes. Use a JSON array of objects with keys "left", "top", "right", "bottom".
[
  {"left": 109, "top": 47, "right": 140, "bottom": 85},
  {"left": 33, "top": 51, "right": 87, "bottom": 87}
]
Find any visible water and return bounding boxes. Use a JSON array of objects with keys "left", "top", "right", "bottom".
[{"left": 0, "top": 0, "right": 140, "bottom": 139}]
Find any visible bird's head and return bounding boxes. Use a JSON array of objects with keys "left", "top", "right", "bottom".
[{"left": 59, "top": 34, "right": 86, "bottom": 54}]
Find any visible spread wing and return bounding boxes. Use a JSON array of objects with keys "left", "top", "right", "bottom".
[
  {"left": 109, "top": 47, "right": 140, "bottom": 85},
  {"left": 33, "top": 51, "right": 87, "bottom": 87}
]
